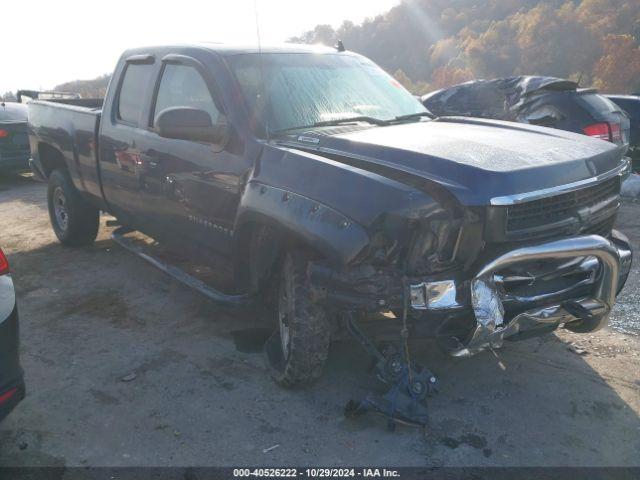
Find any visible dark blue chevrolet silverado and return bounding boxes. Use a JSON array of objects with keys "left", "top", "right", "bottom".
[{"left": 27, "top": 44, "right": 633, "bottom": 389}]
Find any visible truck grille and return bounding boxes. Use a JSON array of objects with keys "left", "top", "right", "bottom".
[{"left": 506, "top": 177, "right": 620, "bottom": 234}]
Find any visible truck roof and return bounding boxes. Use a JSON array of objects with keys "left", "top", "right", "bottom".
[{"left": 122, "top": 43, "right": 340, "bottom": 57}]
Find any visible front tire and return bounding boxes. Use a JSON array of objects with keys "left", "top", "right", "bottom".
[
  {"left": 47, "top": 169, "right": 100, "bottom": 246},
  {"left": 265, "top": 251, "right": 331, "bottom": 387}
]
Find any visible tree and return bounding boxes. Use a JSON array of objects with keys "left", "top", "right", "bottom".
[
  {"left": 291, "top": 0, "right": 640, "bottom": 93},
  {"left": 430, "top": 65, "right": 475, "bottom": 89},
  {"left": 393, "top": 69, "right": 431, "bottom": 95},
  {"left": 592, "top": 34, "right": 640, "bottom": 93},
  {"left": 0, "top": 91, "right": 17, "bottom": 102}
]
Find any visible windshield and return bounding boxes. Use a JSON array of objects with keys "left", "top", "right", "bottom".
[{"left": 226, "top": 52, "right": 427, "bottom": 134}]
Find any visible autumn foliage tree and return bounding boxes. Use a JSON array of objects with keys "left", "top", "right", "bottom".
[
  {"left": 593, "top": 34, "right": 640, "bottom": 93},
  {"left": 293, "top": 0, "right": 640, "bottom": 94},
  {"left": 9, "top": 0, "right": 636, "bottom": 100}
]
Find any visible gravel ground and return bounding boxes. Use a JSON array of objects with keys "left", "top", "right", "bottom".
[{"left": 0, "top": 174, "right": 639, "bottom": 467}]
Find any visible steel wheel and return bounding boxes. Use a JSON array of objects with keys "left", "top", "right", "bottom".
[
  {"left": 52, "top": 186, "right": 69, "bottom": 232},
  {"left": 47, "top": 169, "right": 100, "bottom": 246},
  {"left": 278, "top": 273, "right": 292, "bottom": 360}
]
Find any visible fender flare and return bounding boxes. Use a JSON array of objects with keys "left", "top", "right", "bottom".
[{"left": 235, "top": 182, "right": 370, "bottom": 268}]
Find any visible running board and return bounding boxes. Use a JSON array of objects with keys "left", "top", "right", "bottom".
[{"left": 110, "top": 227, "right": 253, "bottom": 307}]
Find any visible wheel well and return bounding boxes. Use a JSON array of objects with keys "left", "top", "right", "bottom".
[
  {"left": 235, "top": 221, "right": 323, "bottom": 294},
  {"left": 38, "top": 143, "right": 66, "bottom": 178}
]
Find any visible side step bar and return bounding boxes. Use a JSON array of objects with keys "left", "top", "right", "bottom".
[{"left": 110, "top": 227, "right": 253, "bottom": 307}]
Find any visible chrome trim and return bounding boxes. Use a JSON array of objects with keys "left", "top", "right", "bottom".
[
  {"left": 451, "top": 235, "right": 622, "bottom": 356},
  {"left": 618, "top": 241, "right": 633, "bottom": 279},
  {"left": 411, "top": 280, "right": 460, "bottom": 310},
  {"left": 490, "top": 159, "right": 629, "bottom": 206},
  {"left": 474, "top": 235, "right": 619, "bottom": 309},
  {"left": 500, "top": 256, "right": 599, "bottom": 305},
  {"left": 451, "top": 296, "right": 609, "bottom": 357}
]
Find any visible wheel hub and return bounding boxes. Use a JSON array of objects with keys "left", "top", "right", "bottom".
[
  {"left": 278, "top": 280, "right": 292, "bottom": 360},
  {"left": 53, "top": 187, "right": 69, "bottom": 231}
]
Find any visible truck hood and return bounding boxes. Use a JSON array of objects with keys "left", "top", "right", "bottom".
[{"left": 287, "top": 117, "right": 626, "bottom": 205}]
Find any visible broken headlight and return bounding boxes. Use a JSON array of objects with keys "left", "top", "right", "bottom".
[
  {"left": 405, "top": 219, "right": 463, "bottom": 274},
  {"left": 406, "top": 208, "right": 485, "bottom": 275}
]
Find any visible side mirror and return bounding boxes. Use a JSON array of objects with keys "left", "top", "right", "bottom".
[{"left": 156, "top": 107, "right": 228, "bottom": 144}]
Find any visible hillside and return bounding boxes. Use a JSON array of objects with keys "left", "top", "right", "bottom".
[
  {"left": 291, "top": 0, "right": 640, "bottom": 94},
  {"left": 54, "top": 74, "right": 111, "bottom": 99},
  {"left": 4, "top": 0, "right": 637, "bottom": 101}
]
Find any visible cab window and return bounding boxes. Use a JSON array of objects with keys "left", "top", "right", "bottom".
[
  {"left": 117, "top": 63, "right": 154, "bottom": 125},
  {"left": 152, "top": 64, "right": 220, "bottom": 126}
]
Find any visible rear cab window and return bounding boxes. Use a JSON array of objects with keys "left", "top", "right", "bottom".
[{"left": 117, "top": 63, "right": 154, "bottom": 125}]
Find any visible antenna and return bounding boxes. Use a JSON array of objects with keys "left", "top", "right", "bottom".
[
  {"left": 253, "top": 0, "right": 262, "bottom": 54},
  {"left": 254, "top": 0, "right": 270, "bottom": 140}
]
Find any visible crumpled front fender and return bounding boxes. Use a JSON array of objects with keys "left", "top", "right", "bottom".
[{"left": 235, "top": 181, "right": 370, "bottom": 267}]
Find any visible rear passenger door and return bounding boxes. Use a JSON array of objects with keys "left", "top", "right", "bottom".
[
  {"left": 136, "top": 56, "right": 246, "bottom": 255},
  {"left": 99, "top": 55, "right": 157, "bottom": 231}
]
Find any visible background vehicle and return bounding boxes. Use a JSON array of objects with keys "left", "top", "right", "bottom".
[
  {"left": 607, "top": 94, "right": 640, "bottom": 172},
  {"left": 0, "top": 247, "right": 25, "bottom": 422},
  {"left": 0, "top": 102, "right": 30, "bottom": 173},
  {"left": 17, "top": 90, "right": 81, "bottom": 103},
  {"left": 27, "top": 45, "right": 632, "bottom": 388},
  {"left": 422, "top": 76, "right": 631, "bottom": 150}
]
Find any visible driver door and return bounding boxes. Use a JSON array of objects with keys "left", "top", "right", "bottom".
[{"left": 135, "top": 57, "right": 244, "bottom": 256}]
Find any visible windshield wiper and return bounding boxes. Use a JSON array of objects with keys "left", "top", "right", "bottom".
[
  {"left": 391, "top": 111, "right": 436, "bottom": 122},
  {"left": 273, "top": 116, "right": 389, "bottom": 135}
]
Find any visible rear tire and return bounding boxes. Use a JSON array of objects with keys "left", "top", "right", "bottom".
[
  {"left": 265, "top": 251, "right": 331, "bottom": 387},
  {"left": 47, "top": 169, "right": 100, "bottom": 246}
]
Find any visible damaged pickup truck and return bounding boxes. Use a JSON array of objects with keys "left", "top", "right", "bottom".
[{"left": 28, "top": 44, "right": 632, "bottom": 401}]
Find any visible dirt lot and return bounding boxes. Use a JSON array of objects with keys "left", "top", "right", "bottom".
[{"left": 0, "top": 174, "right": 639, "bottom": 467}]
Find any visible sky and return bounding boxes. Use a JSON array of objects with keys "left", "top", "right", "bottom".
[{"left": 0, "top": 0, "right": 400, "bottom": 94}]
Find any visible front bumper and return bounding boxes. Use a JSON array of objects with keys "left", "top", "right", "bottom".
[
  {"left": 309, "top": 229, "right": 631, "bottom": 351},
  {"left": 412, "top": 231, "right": 632, "bottom": 356}
]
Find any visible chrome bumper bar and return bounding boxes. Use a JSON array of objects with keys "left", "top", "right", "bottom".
[{"left": 411, "top": 233, "right": 632, "bottom": 357}]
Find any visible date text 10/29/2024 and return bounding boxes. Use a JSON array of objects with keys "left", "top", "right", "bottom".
[{"left": 233, "top": 469, "right": 401, "bottom": 478}]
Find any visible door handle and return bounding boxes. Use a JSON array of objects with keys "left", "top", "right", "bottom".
[{"left": 139, "top": 153, "right": 159, "bottom": 168}]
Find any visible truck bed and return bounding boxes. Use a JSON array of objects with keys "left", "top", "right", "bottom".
[
  {"left": 34, "top": 97, "right": 104, "bottom": 110},
  {"left": 28, "top": 99, "right": 104, "bottom": 202}
]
